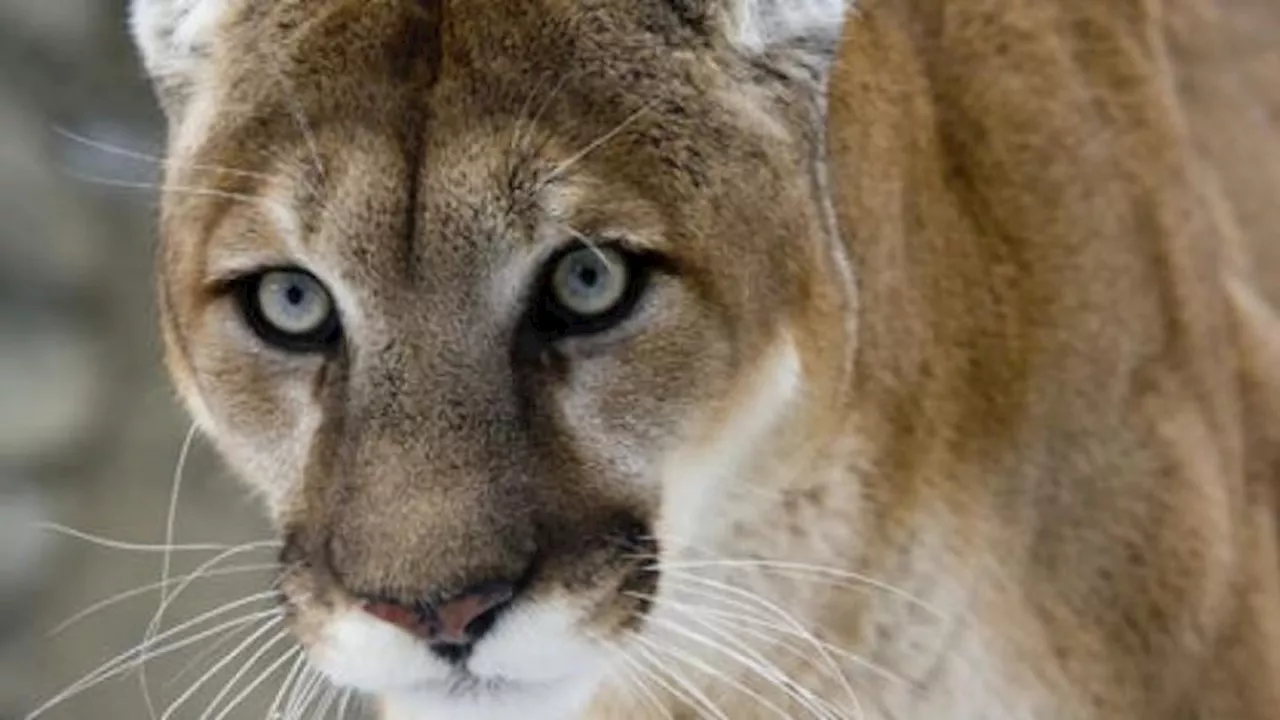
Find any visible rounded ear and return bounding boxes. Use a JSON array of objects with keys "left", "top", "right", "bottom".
[
  {"left": 129, "top": 0, "right": 229, "bottom": 112},
  {"left": 674, "top": 0, "right": 853, "bottom": 89}
]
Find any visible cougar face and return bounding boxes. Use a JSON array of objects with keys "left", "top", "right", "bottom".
[{"left": 132, "top": 0, "right": 852, "bottom": 715}]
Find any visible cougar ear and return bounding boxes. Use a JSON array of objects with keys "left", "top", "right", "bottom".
[
  {"left": 671, "top": 0, "right": 852, "bottom": 85},
  {"left": 129, "top": 0, "right": 229, "bottom": 112},
  {"left": 720, "top": 0, "right": 852, "bottom": 56}
]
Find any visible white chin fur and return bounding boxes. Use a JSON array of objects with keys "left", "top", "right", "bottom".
[
  {"left": 381, "top": 681, "right": 599, "bottom": 720},
  {"left": 311, "top": 603, "right": 609, "bottom": 719}
]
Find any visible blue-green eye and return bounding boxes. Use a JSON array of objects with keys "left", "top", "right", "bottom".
[
  {"left": 239, "top": 269, "right": 341, "bottom": 352},
  {"left": 530, "top": 241, "right": 662, "bottom": 340},
  {"left": 550, "top": 246, "right": 629, "bottom": 318}
]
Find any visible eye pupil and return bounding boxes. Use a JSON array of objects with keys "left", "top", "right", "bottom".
[
  {"left": 541, "top": 243, "right": 648, "bottom": 336},
  {"left": 576, "top": 264, "right": 600, "bottom": 287},
  {"left": 240, "top": 268, "right": 339, "bottom": 352}
]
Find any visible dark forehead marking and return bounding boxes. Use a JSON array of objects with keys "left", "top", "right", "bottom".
[{"left": 218, "top": 0, "right": 446, "bottom": 272}]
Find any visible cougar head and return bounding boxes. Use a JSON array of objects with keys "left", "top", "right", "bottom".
[{"left": 131, "top": 0, "right": 854, "bottom": 716}]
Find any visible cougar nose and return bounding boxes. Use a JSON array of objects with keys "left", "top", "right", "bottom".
[{"left": 362, "top": 581, "right": 516, "bottom": 661}]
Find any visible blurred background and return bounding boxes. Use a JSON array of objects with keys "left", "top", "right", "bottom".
[{"left": 0, "top": 2, "right": 291, "bottom": 718}]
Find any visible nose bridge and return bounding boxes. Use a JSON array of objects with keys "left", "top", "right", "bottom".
[{"left": 323, "top": 323, "right": 537, "bottom": 601}]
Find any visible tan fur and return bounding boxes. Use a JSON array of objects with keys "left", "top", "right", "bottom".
[{"left": 134, "top": 0, "right": 1280, "bottom": 717}]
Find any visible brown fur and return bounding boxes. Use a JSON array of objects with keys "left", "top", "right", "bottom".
[{"left": 134, "top": 0, "right": 1279, "bottom": 717}]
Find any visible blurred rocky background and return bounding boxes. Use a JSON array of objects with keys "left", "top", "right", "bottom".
[{"left": 0, "top": 2, "right": 297, "bottom": 718}]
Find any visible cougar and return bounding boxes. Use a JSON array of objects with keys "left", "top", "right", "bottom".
[{"left": 125, "top": 0, "right": 1280, "bottom": 717}]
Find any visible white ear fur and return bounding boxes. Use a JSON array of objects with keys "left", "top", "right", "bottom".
[
  {"left": 726, "top": 0, "right": 853, "bottom": 55},
  {"left": 129, "top": 0, "right": 227, "bottom": 92}
]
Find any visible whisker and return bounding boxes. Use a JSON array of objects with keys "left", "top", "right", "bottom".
[
  {"left": 163, "top": 619, "right": 286, "bottom": 719},
  {"left": 335, "top": 688, "right": 356, "bottom": 720},
  {"left": 159, "top": 424, "right": 199, "bottom": 613},
  {"left": 284, "top": 666, "right": 324, "bottom": 720},
  {"left": 51, "top": 562, "right": 279, "bottom": 636},
  {"left": 630, "top": 633, "right": 730, "bottom": 720},
  {"left": 24, "top": 608, "right": 281, "bottom": 720},
  {"left": 265, "top": 651, "right": 308, "bottom": 720},
  {"left": 638, "top": 589, "right": 906, "bottom": 689},
  {"left": 683, "top": 612, "right": 856, "bottom": 720},
  {"left": 535, "top": 102, "right": 654, "bottom": 191},
  {"left": 64, "top": 171, "right": 285, "bottom": 206},
  {"left": 509, "top": 69, "right": 555, "bottom": 157},
  {"left": 293, "top": 674, "right": 331, "bottom": 720},
  {"left": 592, "top": 635, "right": 674, "bottom": 720},
  {"left": 204, "top": 642, "right": 301, "bottom": 720},
  {"left": 77, "top": 591, "right": 283, "bottom": 691},
  {"left": 164, "top": 618, "right": 259, "bottom": 690},
  {"left": 141, "top": 423, "right": 200, "bottom": 720},
  {"left": 653, "top": 559, "right": 942, "bottom": 618},
  {"left": 641, "top": 616, "right": 804, "bottom": 720},
  {"left": 658, "top": 571, "right": 864, "bottom": 719},
  {"left": 312, "top": 686, "right": 342, "bottom": 720},
  {"left": 646, "top": 603, "right": 850, "bottom": 720},
  {"left": 137, "top": 540, "right": 285, "bottom": 706},
  {"left": 625, "top": 650, "right": 709, "bottom": 720},
  {"left": 516, "top": 70, "right": 581, "bottom": 159},
  {"left": 37, "top": 522, "right": 269, "bottom": 554},
  {"left": 562, "top": 225, "right": 611, "bottom": 262},
  {"left": 53, "top": 127, "right": 280, "bottom": 183},
  {"left": 616, "top": 655, "right": 674, "bottom": 720}
]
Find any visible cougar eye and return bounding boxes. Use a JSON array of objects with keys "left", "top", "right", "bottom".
[
  {"left": 551, "top": 246, "right": 629, "bottom": 317},
  {"left": 238, "top": 269, "right": 341, "bottom": 352},
  {"left": 534, "top": 242, "right": 652, "bottom": 337}
]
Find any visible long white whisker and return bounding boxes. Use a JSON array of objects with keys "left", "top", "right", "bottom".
[
  {"left": 164, "top": 617, "right": 258, "bottom": 690},
  {"left": 659, "top": 571, "right": 864, "bottom": 720},
  {"left": 64, "top": 171, "right": 287, "bottom": 206},
  {"left": 653, "top": 559, "right": 942, "bottom": 618},
  {"left": 138, "top": 540, "right": 283, "bottom": 710},
  {"left": 205, "top": 641, "right": 301, "bottom": 720},
  {"left": 164, "top": 619, "right": 285, "bottom": 719},
  {"left": 640, "top": 589, "right": 906, "bottom": 689},
  {"left": 647, "top": 603, "right": 846, "bottom": 720},
  {"left": 266, "top": 651, "right": 308, "bottom": 720},
  {"left": 641, "top": 616, "right": 802, "bottom": 720},
  {"left": 51, "top": 562, "right": 279, "bottom": 636},
  {"left": 53, "top": 127, "right": 279, "bottom": 183},
  {"left": 590, "top": 634, "right": 674, "bottom": 720},
  {"left": 312, "top": 686, "right": 341, "bottom": 720},
  {"left": 682, "top": 611, "right": 852, "bottom": 720},
  {"left": 285, "top": 666, "right": 324, "bottom": 720},
  {"left": 626, "top": 645, "right": 708, "bottom": 720},
  {"left": 71, "top": 591, "right": 282, "bottom": 694},
  {"left": 160, "top": 424, "right": 198, "bottom": 612},
  {"left": 610, "top": 647, "right": 674, "bottom": 720},
  {"left": 24, "top": 608, "right": 281, "bottom": 720},
  {"left": 630, "top": 633, "right": 729, "bottom": 720},
  {"left": 290, "top": 671, "right": 328, "bottom": 720},
  {"left": 140, "top": 423, "right": 200, "bottom": 720},
  {"left": 335, "top": 688, "right": 356, "bottom": 720},
  {"left": 37, "top": 523, "right": 262, "bottom": 554}
]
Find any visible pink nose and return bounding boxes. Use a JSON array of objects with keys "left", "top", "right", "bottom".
[{"left": 363, "top": 582, "right": 515, "bottom": 648}]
